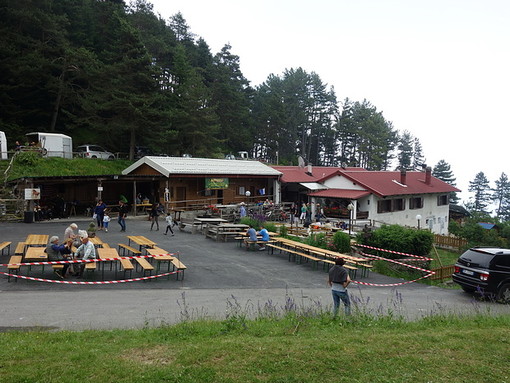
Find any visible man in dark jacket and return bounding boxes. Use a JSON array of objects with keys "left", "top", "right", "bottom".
[
  {"left": 118, "top": 200, "right": 128, "bottom": 232},
  {"left": 46, "top": 236, "right": 71, "bottom": 279},
  {"left": 328, "top": 257, "right": 351, "bottom": 316}
]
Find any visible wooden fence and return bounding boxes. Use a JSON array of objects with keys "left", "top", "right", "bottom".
[
  {"left": 434, "top": 234, "right": 467, "bottom": 250},
  {"left": 430, "top": 265, "right": 455, "bottom": 281}
]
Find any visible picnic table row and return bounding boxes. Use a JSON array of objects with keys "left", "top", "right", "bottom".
[
  {"left": 4, "top": 235, "right": 186, "bottom": 282},
  {"left": 256, "top": 236, "right": 373, "bottom": 279}
]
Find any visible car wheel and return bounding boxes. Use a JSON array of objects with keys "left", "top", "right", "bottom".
[
  {"left": 91, "top": 155, "right": 97, "bottom": 159},
  {"left": 461, "top": 286, "right": 476, "bottom": 293},
  {"left": 108, "top": 155, "right": 114, "bottom": 160},
  {"left": 496, "top": 283, "right": 510, "bottom": 304}
]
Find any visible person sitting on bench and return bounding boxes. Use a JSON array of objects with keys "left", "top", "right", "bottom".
[
  {"left": 46, "top": 236, "right": 72, "bottom": 279},
  {"left": 258, "top": 225, "right": 270, "bottom": 251},
  {"left": 73, "top": 230, "right": 96, "bottom": 278},
  {"left": 244, "top": 225, "right": 257, "bottom": 248}
]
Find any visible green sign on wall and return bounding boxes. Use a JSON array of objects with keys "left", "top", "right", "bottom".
[{"left": 205, "top": 178, "right": 229, "bottom": 189}]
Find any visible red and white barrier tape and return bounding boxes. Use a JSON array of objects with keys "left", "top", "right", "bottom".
[
  {"left": 0, "top": 253, "right": 177, "bottom": 268},
  {"left": 350, "top": 249, "right": 435, "bottom": 287},
  {"left": 0, "top": 270, "right": 180, "bottom": 285},
  {"left": 353, "top": 243, "right": 433, "bottom": 261}
]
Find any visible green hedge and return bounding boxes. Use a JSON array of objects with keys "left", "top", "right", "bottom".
[{"left": 356, "top": 224, "right": 433, "bottom": 258}]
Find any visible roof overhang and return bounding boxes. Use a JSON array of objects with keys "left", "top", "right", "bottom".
[
  {"left": 308, "top": 189, "right": 371, "bottom": 199},
  {"left": 299, "top": 182, "right": 328, "bottom": 190}
]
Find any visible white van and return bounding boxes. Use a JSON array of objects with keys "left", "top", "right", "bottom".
[
  {"left": 0, "top": 131, "right": 7, "bottom": 160},
  {"left": 25, "top": 132, "right": 73, "bottom": 159}
]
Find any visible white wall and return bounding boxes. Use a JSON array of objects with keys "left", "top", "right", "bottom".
[
  {"left": 365, "top": 194, "right": 450, "bottom": 235},
  {"left": 323, "top": 176, "right": 365, "bottom": 190}
]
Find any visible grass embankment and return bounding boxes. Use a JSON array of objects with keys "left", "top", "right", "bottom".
[
  {"left": 7, "top": 157, "right": 132, "bottom": 181},
  {"left": 0, "top": 314, "right": 508, "bottom": 382}
]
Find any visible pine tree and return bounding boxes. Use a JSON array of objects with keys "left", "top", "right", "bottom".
[
  {"left": 433, "top": 159, "right": 459, "bottom": 204},
  {"left": 493, "top": 172, "right": 510, "bottom": 220},
  {"left": 468, "top": 171, "right": 492, "bottom": 213},
  {"left": 396, "top": 130, "right": 414, "bottom": 170}
]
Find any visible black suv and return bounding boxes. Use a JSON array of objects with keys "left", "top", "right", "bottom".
[{"left": 452, "top": 247, "right": 510, "bottom": 302}]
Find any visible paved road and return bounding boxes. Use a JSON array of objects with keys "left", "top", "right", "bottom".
[{"left": 0, "top": 217, "right": 508, "bottom": 331}]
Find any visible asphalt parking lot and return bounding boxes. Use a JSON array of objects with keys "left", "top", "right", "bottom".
[{"left": 0, "top": 216, "right": 509, "bottom": 331}]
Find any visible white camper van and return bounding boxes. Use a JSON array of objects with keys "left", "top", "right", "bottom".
[
  {"left": 0, "top": 131, "right": 7, "bottom": 160},
  {"left": 25, "top": 132, "right": 73, "bottom": 159}
]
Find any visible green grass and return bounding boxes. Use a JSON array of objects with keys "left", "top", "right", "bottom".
[
  {"left": 7, "top": 157, "right": 132, "bottom": 181},
  {"left": 432, "top": 248, "right": 461, "bottom": 268},
  {"left": 0, "top": 314, "right": 508, "bottom": 382}
]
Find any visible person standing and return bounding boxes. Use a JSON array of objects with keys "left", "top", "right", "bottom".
[
  {"left": 118, "top": 200, "right": 128, "bottom": 232},
  {"left": 299, "top": 203, "right": 307, "bottom": 224},
  {"left": 328, "top": 257, "right": 351, "bottom": 316},
  {"left": 239, "top": 203, "right": 247, "bottom": 218},
  {"left": 94, "top": 199, "right": 107, "bottom": 230},
  {"left": 150, "top": 203, "right": 160, "bottom": 231},
  {"left": 164, "top": 212, "right": 175, "bottom": 236},
  {"left": 103, "top": 211, "right": 111, "bottom": 232}
]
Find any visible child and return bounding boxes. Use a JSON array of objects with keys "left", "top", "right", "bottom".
[
  {"left": 164, "top": 212, "right": 174, "bottom": 236},
  {"left": 103, "top": 211, "right": 111, "bottom": 232}
]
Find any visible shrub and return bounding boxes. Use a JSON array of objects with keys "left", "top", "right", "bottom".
[
  {"left": 14, "top": 151, "right": 41, "bottom": 166},
  {"left": 304, "top": 233, "right": 328, "bottom": 248},
  {"left": 279, "top": 225, "right": 288, "bottom": 237},
  {"left": 240, "top": 217, "right": 262, "bottom": 230},
  {"left": 359, "top": 224, "right": 433, "bottom": 258},
  {"left": 331, "top": 231, "right": 351, "bottom": 253}
]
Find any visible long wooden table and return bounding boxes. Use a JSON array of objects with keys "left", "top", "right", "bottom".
[
  {"left": 127, "top": 235, "right": 157, "bottom": 251},
  {"left": 193, "top": 217, "right": 228, "bottom": 234},
  {"left": 25, "top": 234, "right": 49, "bottom": 247},
  {"left": 97, "top": 247, "right": 121, "bottom": 279},
  {"left": 206, "top": 223, "right": 249, "bottom": 241},
  {"left": 146, "top": 247, "right": 175, "bottom": 272}
]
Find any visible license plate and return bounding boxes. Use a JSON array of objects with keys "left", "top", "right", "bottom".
[{"left": 462, "top": 269, "right": 474, "bottom": 276}]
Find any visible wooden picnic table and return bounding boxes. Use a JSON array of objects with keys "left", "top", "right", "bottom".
[
  {"left": 206, "top": 223, "right": 249, "bottom": 241},
  {"left": 127, "top": 235, "right": 157, "bottom": 251},
  {"left": 97, "top": 247, "right": 121, "bottom": 279},
  {"left": 89, "top": 236, "right": 104, "bottom": 247},
  {"left": 193, "top": 217, "right": 228, "bottom": 233},
  {"left": 24, "top": 246, "right": 48, "bottom": 261},
  {"left": 25, "top": 234, "right": 49, "bottom": 247}
]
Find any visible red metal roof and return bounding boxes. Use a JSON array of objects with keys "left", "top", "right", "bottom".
[
  {"left": 336, "top": 170, "right": 460, "bottom": 197},
  {"left": 272, "top": 166, "right": 366, "bottom": 183},
  {"left": 308, "top": 189, "right": 371, "bottom": 199},
  {"left": 274, "top": 166, "right": 461, "bottom": 197}
]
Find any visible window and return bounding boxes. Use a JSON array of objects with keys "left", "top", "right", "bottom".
[
  {"left": 377, "top": 200, "right": 392, "bottom": 213},
  {"left": 394, "top": 198, "right": 405, "bottom": 211},
  {"left": 409, "top": 197, "right": 423, "bottom": 209},
  {"left": 437, "top": 194, "right": 449, "bottom": 206},
  {"left": 238, "top": 186, "right": 245, "bottom": 196},
  {"left": 377, "top": 198, "right": 405, "bottom": 213}
]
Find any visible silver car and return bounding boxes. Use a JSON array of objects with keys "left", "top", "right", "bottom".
[{"left": 76, "top": 145, "right": 115, "bottom": 160}]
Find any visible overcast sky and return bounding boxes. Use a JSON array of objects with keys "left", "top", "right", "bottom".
[{"left": 148, "top": 0, "right": 510, "bottom": 207}]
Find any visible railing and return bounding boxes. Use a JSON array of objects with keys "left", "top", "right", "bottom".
[{"left": 434, "top": 234, "right": 467, "bottom": 250}]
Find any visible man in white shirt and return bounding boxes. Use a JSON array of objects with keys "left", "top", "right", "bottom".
[{"left": 74, "top": 230, "right": 96, "bottom": 278}]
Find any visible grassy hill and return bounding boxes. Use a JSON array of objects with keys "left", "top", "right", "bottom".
[{"left": 5, "top": 153, "right": 133, "bottom": 181}]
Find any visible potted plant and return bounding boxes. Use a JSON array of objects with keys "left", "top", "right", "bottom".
[{"left": 87, "top": 221, "right": 97, "bottom": 238}]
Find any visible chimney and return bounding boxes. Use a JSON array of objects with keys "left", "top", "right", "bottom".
[
  {"left": 425, "top": 166, "right": 432, "bottom": 185},
  {"left": 307, "top": 163, "right": 313, "bottom": 176},
  {"left": 400, "top": 169, "right": 407, "bottom": 185}
]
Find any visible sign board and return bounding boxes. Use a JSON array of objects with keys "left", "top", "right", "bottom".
[
  {"left": 97, "top": 186, "right": 104, "bottom": 191},
  {"left": 24, "top": 188, "right": 41, "bottom": 200},
  {"left": 205, "top": 178, "right": 229, "bottom": 190}
]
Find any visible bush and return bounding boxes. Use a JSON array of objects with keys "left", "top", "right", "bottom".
[
  {"left": 304, "top": 233, "right": 328, "bottom": 248},
  {"left": 279, "top": 225, "right": 288, "bottom": 237},
  {"left": 331, "top": 231, "right": 351, "bottom": 253},
  {"left": 14, "top": 151, "right": 41, "bottom": 166},
  {"left": 358, "top": 224, "right": 433, "bottom": 258},
  {"left": 240, "top": 217, "right": 262, "bottom": 230}
]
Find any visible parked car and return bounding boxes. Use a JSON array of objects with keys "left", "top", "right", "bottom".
[
  {"left": 452, "top": 247, "right": 510, "bottom": 303},
  {"left": 76, "top": 145, "right": 115, "bottom": 160}
]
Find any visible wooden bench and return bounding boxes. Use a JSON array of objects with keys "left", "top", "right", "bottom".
[
  {"left": 170, "top": 258, "right": 187, "bottom": 280},
  {"left": 118, "top": 243, "right": 142, "bottom": 256},
  {"left": 266, "top": 244, "right": 320, "bottom": 268},
  {"left": 0, "top": 241, "right": 12, "bottom": 256},
  {"left": 118, "top": 258, "right": 134, "bottom": 278},
  {"left": 14, "top": 242, "right": 25, "bottom": 255},
  {"left": 7, "top": 255, "right": 22, "bottom": 282},
  {"left": 134, "top": 257, "right": 154, "bottom": 277}
]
